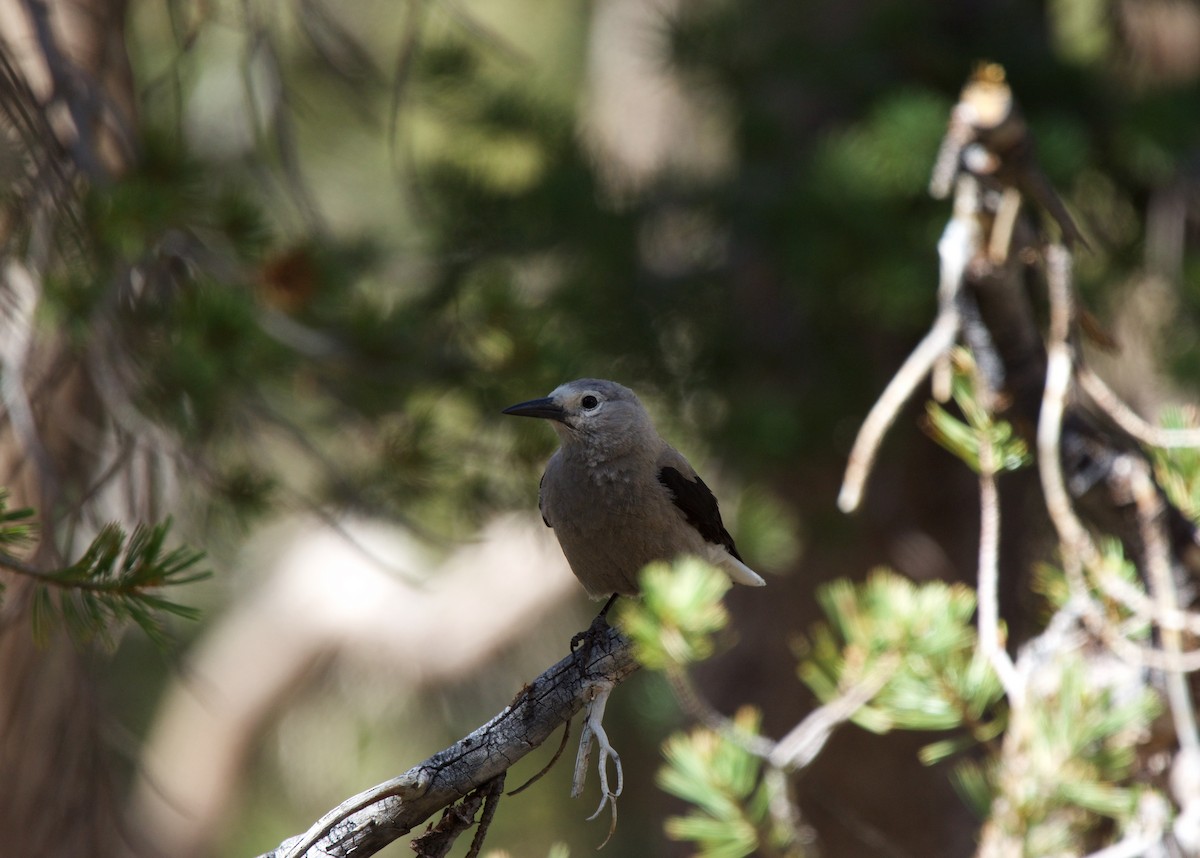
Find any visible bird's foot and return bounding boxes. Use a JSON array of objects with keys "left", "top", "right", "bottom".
[
  {"left": 571, "top": 594, "right": 619, "bottom": 661},
  {"left": 570, "top": 611, "right": 610, "bottom": 662},
  {"left": 572, "top": 680, "right": 622, "bottom": 847}
]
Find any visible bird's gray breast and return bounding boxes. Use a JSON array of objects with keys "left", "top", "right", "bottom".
[{"left": 542, "top": 451, "right": 684, "bottom": 596}]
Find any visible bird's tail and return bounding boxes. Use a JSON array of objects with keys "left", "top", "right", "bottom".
[{"left": 714, "top": 550, "right": 766, "bottom": 587}]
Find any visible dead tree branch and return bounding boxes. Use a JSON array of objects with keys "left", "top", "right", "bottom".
[{"left": 258, "top": 625, "right": 637, "bottom": 858}]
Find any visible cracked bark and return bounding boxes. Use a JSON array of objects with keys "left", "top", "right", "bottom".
[{"left": 258, "top": 625, "right": 638, "bottom": 858}]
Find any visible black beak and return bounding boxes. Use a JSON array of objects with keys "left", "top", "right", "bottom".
[{"left": 502, "top": 396, "right": 567, "bottom": 422}]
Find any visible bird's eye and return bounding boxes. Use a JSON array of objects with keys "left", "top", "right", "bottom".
[{"left": 581, "top": 394, "right": 600, "bottom": 410}]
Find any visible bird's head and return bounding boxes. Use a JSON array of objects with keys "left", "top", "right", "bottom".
[{"left": 502, "top": 378, "right": 654, "bottom": 453}]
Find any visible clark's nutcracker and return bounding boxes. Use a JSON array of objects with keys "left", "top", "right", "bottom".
[{"left": 503, "top": 379, "right": 766, "bottom": 604}]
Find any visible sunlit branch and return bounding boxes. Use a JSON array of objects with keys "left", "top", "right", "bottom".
[{"left": 267, "top": 627, "right": 637, "bottom": 858}]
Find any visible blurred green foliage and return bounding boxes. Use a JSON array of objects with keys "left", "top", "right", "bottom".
[
  {"left": 79, "top": 0, "right": 1199, "bottom": 549},
  {"left": 0, "top": 489, "right": 36, "bottom": 554},
  {"left": 924, "top": 349, "right": 1032, "bottom": 475},
  {"left": 27, "top": 520, "right": 210, "bottom": 649},
  {"left": 967, "top": 653, "right": 1161, "bottom": 855},
  {"left": 1153, "top": 407, "right": 1200, "bottom": 521},
  {"left": 0, "top": 491, "right": 207, "bottom": 649},
  {"left": 658, "top": 707, "right": 778, "bottom": 858},
  {"left": 9, "top": 0, "right": 1200, "bottom": 854},
  {"left": 799, "top": 570, "right": 1004, "bottom": 748},
  {"left": 617, "top": 558, "right": 733, "bottom": 670}
]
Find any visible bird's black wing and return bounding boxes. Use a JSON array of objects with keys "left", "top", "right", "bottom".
[
  {"left": 657, "top": 466, "right": 742, "bottom": 560},
  {"left": 538, "top": 472, "right": 551, "bottom": 528}
]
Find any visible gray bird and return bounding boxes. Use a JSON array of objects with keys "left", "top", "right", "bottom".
[{"left": 503, "top": 379, "right": 766, "bottom": 603}]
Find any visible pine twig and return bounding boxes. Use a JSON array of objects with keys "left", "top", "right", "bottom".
[
  {"left": 1130, "top": 460, "right": 1200, "bottom": 752},
  {"left": 0, "top": 518, "right": 207, "bottom": 648},
  {"left": 1078, "top": 367, "right": 1200, "bottom": 449},
  {"left": 838, "top": 309, "right": 960, "bottom": 513},
  {"left": 976, "top": 426, "right": 1024, "bottom": 704},
  {"left": 767, "top": 658, "right": 897, "bottom": 772},
  {"left": 1038, "top": 247, "right": 1200, "bottom": 671},
  {"left": 1037, "top": 246, "right": 1101, "bottom": 566}
]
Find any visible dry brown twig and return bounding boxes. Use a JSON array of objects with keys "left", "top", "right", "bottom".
[{"left": 409, "top": 774, "right": 504, "bottom": 858}]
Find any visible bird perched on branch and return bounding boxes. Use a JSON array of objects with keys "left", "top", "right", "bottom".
[{"left": 503, "top": 379, "right": 765, "bottom": 611}]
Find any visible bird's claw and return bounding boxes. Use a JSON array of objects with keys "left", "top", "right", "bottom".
[
  {"left": 570, "top": 610, "right": 611, "bottom": 662},
  {"left": 572, "top": 680, "right": 622, "bottom": 847}
]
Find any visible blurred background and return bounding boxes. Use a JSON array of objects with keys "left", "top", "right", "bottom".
[{"left": 1, "top": 0, "right": 1199, "bottom": 855}]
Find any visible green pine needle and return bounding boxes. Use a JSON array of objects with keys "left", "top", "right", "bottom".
[
  {"left": 951, "top": 759, "right": 994, "bottom": 817},
  {"left": 0, "top": 489, "right": 37, "bottom": 550},
  {"left": 982, "top": 652, "right": 1160, "bottom": 853},
  {"left": 616, "top": 557, "right": 731, "bottom": 670},
  {"left": 1032, "top": 540, "right": 1151, "bottom": 637},
  {"left": 798, "top": 569, "right": 1003, "bottom": 740},
  {"left": 658, "top": 708, "right": 768, "bottom": 858},
  {"left": 923, "top": 348, "right": 1030, "bottom": 474},
  {"left": 20, "top": 518, "right": 209, "bottom": 649},
  {"left": 1151, "top": 406, "right": 1200, "bottom": 523}
]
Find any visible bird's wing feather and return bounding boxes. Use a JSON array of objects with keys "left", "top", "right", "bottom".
[
  {"left": 538, "top": 472, "right": 552, "bottom": 528},
  {"left": 656, "top": 455, "right": 743, "bottom": 561}
]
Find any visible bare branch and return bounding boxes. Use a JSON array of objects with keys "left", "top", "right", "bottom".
[
  {"left": 664, "top": 654, "right": 894, "bottom": 773},
  {"left": 840, "top": 168, "right": 992, "bottom": 513},
  {"left": 1078, "top": 366, "right": 1200, "bottom": 449},
  {"left": 1080, "top": 792, "right": 1170, "bottom": 858},
  {"left": 838, "top": 310, "right": 959, "bottom": 513},
  {"left": 663, "top": 666, "right": 776, "bottom": 759},
  {"left": 976, "top": 428, "right": 1024, "bottom": 704},
  {"left": 1037, "top": 245, "right": 1102, "bottom": 568},
  {"left": 573, "top": 678, "right": 623, "bottom": 850},
  {"left": 0, "top": 260, "right": 61, "bottom": 503},
  {"left": 409, "top": 774, "right": 504, "bottom": 858},
  {"left": 263, "top": 626, "right": 637, "bottom": 858},
  {"left": 768, "top": 658, "right": 897, "bottom": 773},
  {"left": 1035, "top": 247, "right": 1200, "bottom": 672},
  {"left": 1130, "top": 457, "right": 1200, "bottom": 753}
]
